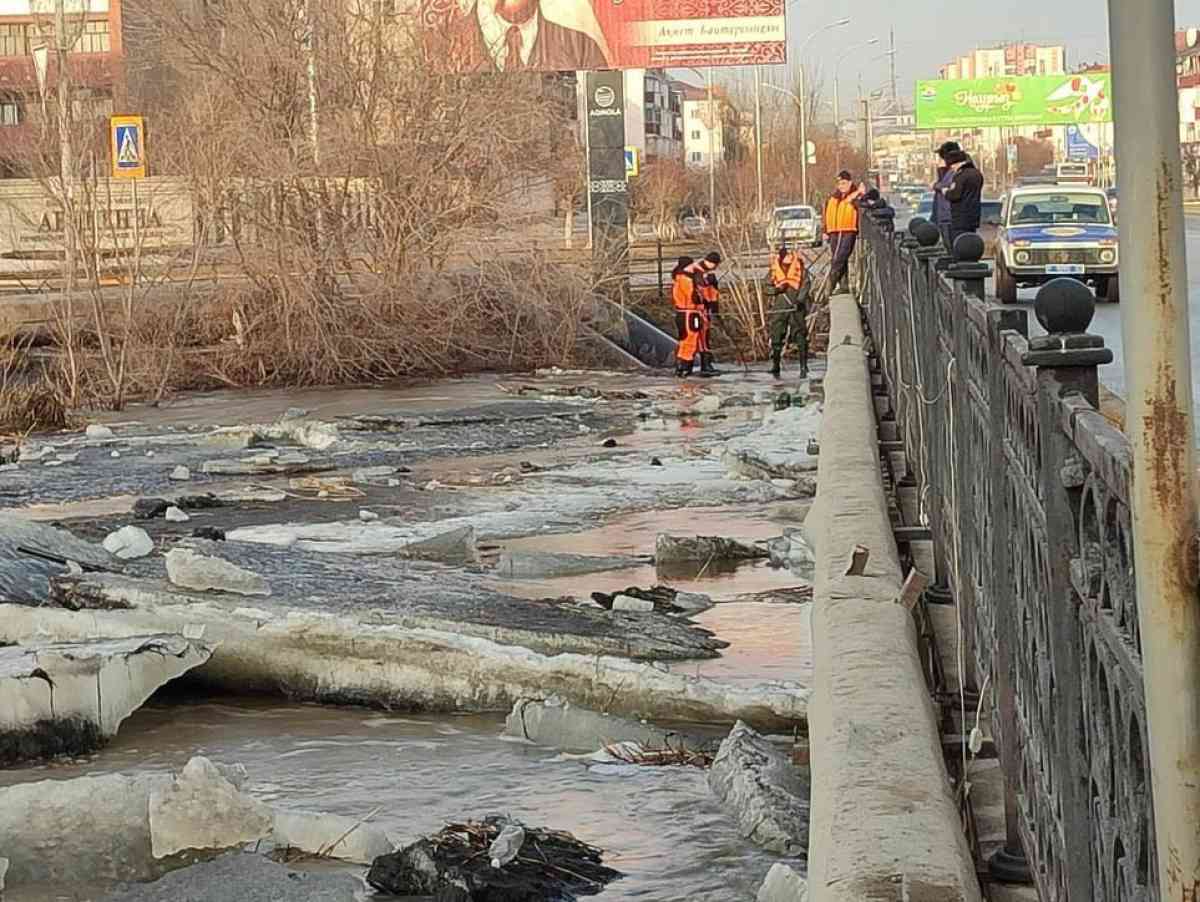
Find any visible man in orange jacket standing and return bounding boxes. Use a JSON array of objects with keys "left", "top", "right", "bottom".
[{"left": 823, "top": 171, "right": 864, "bottom": 296}]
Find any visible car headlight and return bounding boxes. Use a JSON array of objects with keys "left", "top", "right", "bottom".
[
  {"left": 1014, "top": 250, "right": 1031, "bottom": 265},
  {"left": 1099, "top": 248, "right": 1116, "bottom": 264}
]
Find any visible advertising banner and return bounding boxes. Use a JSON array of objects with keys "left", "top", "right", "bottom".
[
  {"left": 1066, "top": 124, "right": 1100, "bottom": 161},
  {"left": 420, "top": 0, "right": 786, "bottom": 72},
  {"left": 914, "top": 73, "right": 1112, "bottom": 129},
  {"left": 586, "top": 71, "right": 628, "bottom": 292}
]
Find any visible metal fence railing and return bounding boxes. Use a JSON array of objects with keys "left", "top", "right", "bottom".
[{"left": 857, "top": 216, "right": 1155, "bottom": 902}]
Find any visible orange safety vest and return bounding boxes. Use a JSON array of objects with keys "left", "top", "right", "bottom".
[
  {"left": 824, "top": 194, "right": 860, "bottom": 234},
  {"left": 672, "top": 272, "right": 697, "bottom": 311},
  {"left": 770, "top": 253, "right": 805, "bottom": 291}
]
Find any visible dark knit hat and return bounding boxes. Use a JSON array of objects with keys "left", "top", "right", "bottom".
[
  {"left": 937, "top": 140, "right": 961, "bottom": 159},
  {"left": 703, "top": 252, "right": 722, "bottom": 265},
  {"left": 837, "top": 170, "right": 853, "bottom": 181}
]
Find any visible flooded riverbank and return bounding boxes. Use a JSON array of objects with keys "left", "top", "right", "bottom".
[
  {"left": 0, "top": 698, "right": 789, "bottom": 901},
  {"left": 0, "top": 367, "right": 818, "bottom": 900}
]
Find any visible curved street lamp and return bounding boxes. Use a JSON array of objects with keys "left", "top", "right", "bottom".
[{"left": 792, "top": 17, "right": 851, "bottom": 204}]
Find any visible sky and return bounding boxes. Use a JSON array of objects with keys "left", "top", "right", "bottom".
[{"left": 744, "top": 0, "right": 1200, "bottom": 100}]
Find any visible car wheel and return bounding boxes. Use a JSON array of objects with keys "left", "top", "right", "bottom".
[
  {"left": 996, "top": 258, "right": 1018, "bottom": 303},
  {"left": 1099, "top": 275, "right": 1121, "bottom": 303}
]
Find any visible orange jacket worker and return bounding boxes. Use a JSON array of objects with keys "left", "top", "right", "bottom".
[{"left": 824, "top": 171, "right": 864, "bottom": 296}]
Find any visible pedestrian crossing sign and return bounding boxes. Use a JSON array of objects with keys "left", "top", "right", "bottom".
[{"left": 110, "top": 115, "right": 146, "bottom": 179}]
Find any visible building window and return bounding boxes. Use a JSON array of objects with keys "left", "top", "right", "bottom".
[
  {"left": 691, "top": 129, "right": 701, "bottom": 140},
  {"left": 690, "top": 151, "right": 702, "bottom": 163},
  {"left": 75, "top": 20, "right": 110, "bottom": 54},
  {"left": 0, "top": 96, "right": 20, "bottom": 127},
  {"left": 0, "top": 24, "right": 28, "bottom": 57}
]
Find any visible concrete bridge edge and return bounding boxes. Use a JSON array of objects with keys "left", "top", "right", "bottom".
[{"left": 804, "top": 295, "right": 982, "bottom": 901}]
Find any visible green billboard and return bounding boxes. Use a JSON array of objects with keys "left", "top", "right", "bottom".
[{"left": 914, "top": 73, "right": 1112, "bottom": 129}]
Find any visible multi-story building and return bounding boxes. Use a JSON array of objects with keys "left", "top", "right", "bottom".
[
  {"left": 938, "top": 42, "right": 1066, "bottom": 80},
  {"left": 680, "top": 83, "right": 737, "bottom": 169},
  {"left": 0, "top": 0, "right": 126, "bottom": 177},
  {"left": 621, "top": 69, "right": 682, "bottom": 164}
]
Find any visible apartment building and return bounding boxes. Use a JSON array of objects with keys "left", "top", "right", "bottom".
[
  {"left": 938, "top": 42, "right": 1066, "bottom": 80},
  {"left": 0, "top": 0, "right": 126, "bottom": 176},
  {"left": 680, "top": 83, "right": 737, "bottom": 169}
]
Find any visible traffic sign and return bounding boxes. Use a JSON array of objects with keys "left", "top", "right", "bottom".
[
  {"left": 624, "top": 146, "right": 639, "bottom": 178},
  {"left": 806, "top": 140, "right": 816, "bottom": 165},
  {"left": 110, "top": 115, "right": 146, "bottom": 179}
]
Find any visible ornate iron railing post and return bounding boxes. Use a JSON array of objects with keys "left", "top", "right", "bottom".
[
  {"left": 984, "top": 287, "right": 1031, "bottom": 887},
  {"left": 1021, "top": 280, "right": 1114, "bottom": 898}
]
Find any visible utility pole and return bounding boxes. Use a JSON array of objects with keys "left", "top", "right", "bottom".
[
  {"left": 302, "top": 0, "right": 325, "bottom": 247},
  {"left": 53, "top": 0, "right": 76, "bottom": 317},
  {"left": 798, "top": 63, "right": 809, "bottom": 205},
  {"left": 1108, "top": 0, "right": 1200, "bottom": 897},
  {"left": 889, "top": 26, "right": 898, "bottom": 105},
  {"left": 706, "top": 67, "right": 715, "bottom": 229},
  {"left": 754, "top": 66, "right": 764, "bottom": 217}
]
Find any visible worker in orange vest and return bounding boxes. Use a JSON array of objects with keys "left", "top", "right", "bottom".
[
  {"left": 697, "top": 271, "right": 721, "bottom": 378},
  {"left": 671, "top": 255, "right": 696, "bottom": 343},
  {"left": 823, "top": 171, "right": 865, "bottom": 295},
  {"left": 673, "top": 252, "right": 721, "bottom": 378},
  {"left": 767, "top": 245, "right": 810, "bottom": 379}
]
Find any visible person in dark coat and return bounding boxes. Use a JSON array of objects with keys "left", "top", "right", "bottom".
[
  {"left": 442, "top": 0, "right": 608, "bottom": 72},
  {"left": 932, "top": 141, "right": 960, "bottom": 251},
  {"left": 941, "top": 149, "right": 984, "bottom": 251}
]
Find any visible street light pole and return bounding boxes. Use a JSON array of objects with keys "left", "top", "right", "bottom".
[
  {"left": 706, "top": 66, "right": 715, "bottom": 228},
  {"left": 1109, "top": 0, "right": 1200, "bottom": 896},
  {"left": 796, "top": 18, "right": 851, "bottom": 206},
  {"left": 754, "top": 66, "right": 763, "bottom": 217}
]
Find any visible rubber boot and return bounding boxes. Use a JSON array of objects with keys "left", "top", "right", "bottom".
[
  {"left": 676, "top": 358, "right": 694, "bottom": 379},
  {"left": 699, "top": 353, "right": 721, "bottom": 378},
  {"left": 770, "top": 351, "right": 782, "bottom": 379}
]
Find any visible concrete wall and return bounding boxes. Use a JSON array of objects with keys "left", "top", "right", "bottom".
[{"left": 805, "top": 296, "right": 981, "bottom": 901}]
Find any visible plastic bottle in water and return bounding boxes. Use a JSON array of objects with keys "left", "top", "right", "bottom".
[{"left": 489, "top": 824, "right": 525, "bottom": 869}]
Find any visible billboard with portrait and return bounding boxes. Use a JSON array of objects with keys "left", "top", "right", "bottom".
[
  {"left": 420, "top": 0, "right": 786, "bottom": 72},
  {"left": 915, "top": 74, "right": 1113, "bottom": 129}
]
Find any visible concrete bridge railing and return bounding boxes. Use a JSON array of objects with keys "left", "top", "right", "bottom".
[
  {"left": 805, "top": 293, "right": 980, "bottom": 900},
  {"left": 857, "top": 216, "right": 1155, "bottom": 901}
]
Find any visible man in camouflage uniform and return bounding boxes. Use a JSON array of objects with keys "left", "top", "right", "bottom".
[{"left": 767, "top": 245, "right": 810, "bottom": 379}]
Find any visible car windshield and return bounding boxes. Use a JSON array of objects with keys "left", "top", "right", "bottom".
[
  {"left": 774, "top": 207, "right": 811, "bottom": 221},
  {"left": 981, "top": 201, "right": 1002, "bottom": 222},
  {"left": 1009, "top": 193, "right": 1111, "bottom": 225}
]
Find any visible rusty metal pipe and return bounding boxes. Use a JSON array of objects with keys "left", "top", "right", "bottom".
[{"left": 1109, "top": 0, "right": 1200, "bottom": 895}]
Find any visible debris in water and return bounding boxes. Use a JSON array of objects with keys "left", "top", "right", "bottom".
[
  {"left": 603, "top": 740, "right": 714, "bottom": 769},
  {"left": 602, "top": 438, "right": 618, "bottom": 448},
  {"left": 170, "top": 466, "right": 192, "bottom": 482},
  {"left": 366, "top": 816, "right": 621, "bottom": 900},
  {"left": 655, "top": 534, "right": 769, "bottom": 565},
  {"left": 134, "top": 498, "right": 172, "bottom": 520},
  {"left": 650, "top": 457, "right": 664, "bottom": 467},
  {"left": 590, "top": 585, "right": 713, "bottom": 616},
  {"left": 191, "top": 527, "right": 227, "bottom": 542}
]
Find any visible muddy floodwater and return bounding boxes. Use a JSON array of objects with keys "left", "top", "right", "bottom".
[
  {"left": 1, "top": 368, "right": 818, "bottom": 901},
  {"left": 1, "top": 692, "right": 800, "bottom": 901}
]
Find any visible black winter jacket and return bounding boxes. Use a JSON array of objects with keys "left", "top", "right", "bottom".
[{"left": 944, "top": 161, "right": 984, "bottom": 232}]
